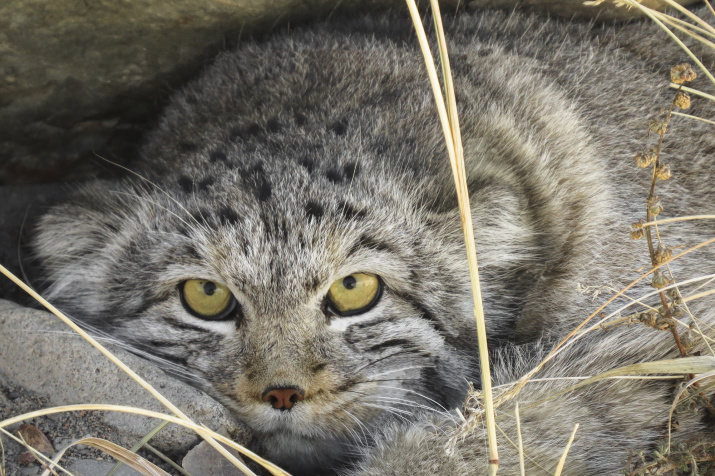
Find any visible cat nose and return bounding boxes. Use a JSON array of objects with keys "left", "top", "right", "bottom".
[{"left": 261, "top": 386, "right": 304, "bottom": 410}]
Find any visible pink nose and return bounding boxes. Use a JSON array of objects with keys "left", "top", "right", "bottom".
[{"left": 261, "top": 387, "right": 304, "bottom": 410}]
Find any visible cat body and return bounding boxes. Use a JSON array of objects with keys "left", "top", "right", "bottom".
[{"left": 33, "top": 7, "right": 715, "bottom": 475}]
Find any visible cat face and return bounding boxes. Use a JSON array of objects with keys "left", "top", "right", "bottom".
[{"left": 34, "top": 151, "right": 478, "bottom": 471}]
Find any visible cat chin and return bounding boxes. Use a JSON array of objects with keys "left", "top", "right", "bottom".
[{"left": 253, "top": 429, "right": 359, "bottom": 476}]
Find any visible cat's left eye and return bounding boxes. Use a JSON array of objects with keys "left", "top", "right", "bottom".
[
  {"left": 327, "top": 273, "right": 382, "bottom": 316},
  {"left": 180, "top": 279, "right": 237, "bottom": 320}
]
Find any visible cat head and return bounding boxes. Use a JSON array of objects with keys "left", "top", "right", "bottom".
[{"left": 33, "top": 143, "right": 482, "bottom": 471}]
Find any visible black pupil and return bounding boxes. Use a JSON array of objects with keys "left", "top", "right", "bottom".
[
  {"left": 343, "top": 276, "right": 357, "bottom": 290},
  {"left": 203, "top": 281, "right": 217, "bottom": 296}
]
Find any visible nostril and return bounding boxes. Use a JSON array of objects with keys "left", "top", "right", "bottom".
[{"left": 261, "top": 386, "right": 304, "bottom": 411}]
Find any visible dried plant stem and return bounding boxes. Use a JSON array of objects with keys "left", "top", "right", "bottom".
[
  {"left": 496, "top": 236, "right": 715, "bottom": 407},
  {"left": 143, "top": 443, "right": 193, "bottom": 476},
  {"left": 0, "top": 429, "right": 66, "bottom": 476},
  {"left": 670, "top": 83, "right": 715, "bottom": 102},
  {"left": 623, "top": 0, "right": 715, "bottom": 86},
  {"left": 107, "top": 420, "right": 172, "bottom": 476},
  {"left": 404, "top": 0, "right": 498, "bottom": 471},
  {"left": 553, "top": 424, "right": 579, "bottom": 476},
  {"left": 671, "top": 111, "right": 715, "bottom": 125},
  {"left": 515, "top": 403, "right": 525, "bottom": 476},
  {"left": 650, "top": 10, "right": 715, "bottom": 50},
  {"left": 0, "top": 404, "right": 285, "bottom": 475},
  {"left": 642, "top": 85, "right": 688, "bottom": 358},
  {"left": 641, "top": 215, "right": 715, "bottom": 226},
  {"left": 0, "top": 264, "right": 268, "bottom": 476}
]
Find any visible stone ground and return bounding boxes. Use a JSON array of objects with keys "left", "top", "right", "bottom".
[{"left": 0, "top": 300, "right": 257, "bottom": 476}]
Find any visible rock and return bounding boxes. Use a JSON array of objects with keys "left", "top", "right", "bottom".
[
  {"left": 13, "top": 424, "right": 55, "bottom": 455},
  {"left": 64, "top": 459, "right": 141, "bottom": 476},
  {"left": 19, "top": 466, "right": 41, "bottom": 476},
  {"left": 0, "top": 299, "right": 251, "bottom": 455},
  {"left": 18, "top": 451, "right": 37, "bottom": 466},
  {"left": 0, "top": 0, "right": 701, "bottom": 185},
  {"left": 0, "top": 0, "right": 401, "bottom": 185},
  {"left": 182, "top": 433, "right": 247, "bottom": 476}
]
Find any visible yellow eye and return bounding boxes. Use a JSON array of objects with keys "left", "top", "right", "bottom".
[
  {"left": 327, "top": 273, "right": 381, "bottom": 316},
  {"left": 181, "top": 279, "right": 236, "bottom": 320}
]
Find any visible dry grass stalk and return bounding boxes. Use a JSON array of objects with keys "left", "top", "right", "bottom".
[
  {"left": 0, "top": 428, "right": 67, "bottom": 476},
  {"left": 141, "top": 443, "right": 193, "bottom": 476},
  {"left": 553, "top": 424, "right": 579, "bottom": 476},
  {"left": 0, "top": 430, "right": 5, "bottom": 476},
  {"left": 106, "top": 420, "right": 172, "bottom": 476},
  {"left": 0, "top": 264, "right": 284, "bottom": 476},
  {"left": 671, "top": 110, "right": 715, "bottom": 124},
  {"left": 0, "top": 404, "right": 285, "bottom": 475},
  {"left": 515, "top": 403, "right": 525, "bottom": 476},
  {"left": 46, "top": 436, "right": 170, "bottom": 476},
  {"left": 403, "top": 0, "right": 498, "bottom": 472}
]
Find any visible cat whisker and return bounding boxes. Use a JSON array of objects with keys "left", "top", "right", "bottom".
[
  {"left": 376, "top": 384, "right": 454, "bottom": 416},
  {"left": 351, "top": 349, "right": 426, "bottom": 375},
  {"left": 369, "top": 396, "right": 453, "bottom": 421},
  {"left": 111, "top": 190, "right": 196, "bottom": 233},
  {"left": 94, "top": 154, "right": 211, "bottom": 235},
  {"left": 359, "top": 403, "right": 413, "bottom": 423},
  {"left": 342, "top": 409, "right": 371, "bottom": 447},
  {"left": 364, "top": 365, "right": 434, "bottom": 380}
]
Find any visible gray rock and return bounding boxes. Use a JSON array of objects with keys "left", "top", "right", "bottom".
[
  {"left": 0, "top": 299, "right": 251, "bottom": 455},
  {"left": 0, "top": 0, "right": 398, "bottom": 185},
  {"left": 64, "top": 459, "right": 141, "bottom": 476},
  {"left": 182, "top": 431, "right": 246, "bottom": 476},
  {"left": 0, "top": 0, "right": 700, "bottom": 185}
]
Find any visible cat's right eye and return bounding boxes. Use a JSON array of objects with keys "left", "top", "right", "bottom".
[
  {"left": 327, "top": 273, "right": 382, "bottom": 316},
  {"left": 180, "top": 279, "right": 237, "bottom": 320}
]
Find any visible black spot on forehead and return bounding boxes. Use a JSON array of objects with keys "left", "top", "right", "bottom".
[
  {"left": 325, "top": 169, "right": 343, "bottom": 184},
  {"left": 178, "top": 175, "right": 193, "bottom": 194},
  {"left": 299, "top": 157, "right": 315, "bottom": 173},
  {"left": 244, "top": 163, "right": 272, "bottom": 202},
  {"left": 295, "top": 113, "right": 308, "bottom": 126},
  {"left": 232, "top": 123, "right": 264, "bottom": 142},
  {"left": 198, "top": 177, "right": 215, "bottom": 191},
  {"left": 339, "top": 201, "right": 366, "bottom": 221},
  {"left": 329, "top": 118, "right": 348, "bottom": 136},
  {"left": 343, "top": 162, "right": 360, "bottom": 179},
  {"left": 190, "top": 207, "right": 213, "bottom": 226},
  {"left": 209, "top": 150, "right": 227, "bottom": 162},
  {"left": 266, "top": 118, "right": 282, "bottom": 133},
  {"left": 179, "top": 142, "right": 199, "bottom": 153},
  {"left": 257, "top": 179, "right": 272, "bottom": 202},
  {"left": 218, "top": 206, "right": 240, "bottom": 226},
  {"left": 247, "top": 123, "right": 263, "bottom": 135},
  {"left": 305, "top": 201, "right": 324, "bottom": 220},
  {"left": 347, "top": 234, "right": 395, "bottom": 257}
]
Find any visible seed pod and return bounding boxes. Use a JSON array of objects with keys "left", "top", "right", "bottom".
[
  {"left": 667, "top": 288, "right": 683, "bottom": 303},
  {"left": 648, "top": 196, "right": 664, "bottom": 216},
  {"left": 670, "top": 305, "right": 684, "bottom": 318},
  {"left": 681, "top": 332, "right": 695, "bottom": 351},
  {"left": 634, "top": 152, "right": 655, "bottom": 168},
  {"left": 630, "top": 227, "right": 644, "bottom": 240},
  {"left": 670, "top": 64, "right": 697, "bottom": 84},
  {"left": 656, "top": 163, "right": 671, "bottom": 181},
  {"left": 655, "top": 244, "right": 672, "bottom": 263},
  {"left": 632, "top": 219, "right": 645, "bottom": 229},
  {"left": 648, "top": 120, "right": 668, "bottom": 135},
  {"left": 652, "top": 271, "right": 669, "bottom": 289},
  {"left": 674, "top": 92, "right": 691, "bottom": 109}
]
